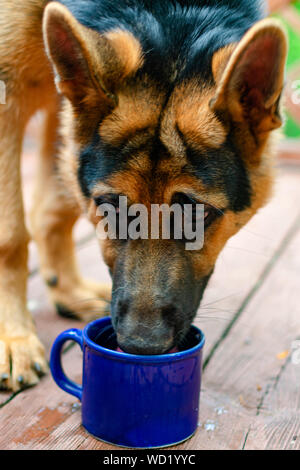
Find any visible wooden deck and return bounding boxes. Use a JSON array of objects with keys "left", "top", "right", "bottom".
[{"left": 0, "top": 115, "right": 300, "bottom": 450}]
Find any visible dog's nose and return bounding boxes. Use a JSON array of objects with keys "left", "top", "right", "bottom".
[
  {"left": 117, "top": 329, "right": 174, "bottom": 355},
  {"left": 115, "top": 299, "right": 176, "bottom": 355}
]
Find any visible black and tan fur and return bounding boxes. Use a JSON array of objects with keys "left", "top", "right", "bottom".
[{"left": 0, "top": 0, "right": 287, "bottom": 390}]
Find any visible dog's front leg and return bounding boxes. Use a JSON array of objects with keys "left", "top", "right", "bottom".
[
  {"left": 0, "top": 107, "right": 48, "bottom": 392},
  {"left": 30, "top": 108, "right": 111, "bottom": 322}
]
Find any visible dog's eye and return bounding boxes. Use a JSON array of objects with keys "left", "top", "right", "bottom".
[
  {"left": 94, "top": 194, "right": 119, "bottom": 207},
  {"left": 94, "top": 194, "right": 120, "bottom": 211},
  {"left": 94, "top": 194, "right": 134, "bottom": 242},
  {"left": 172, "top": 193, "right": 223, "bottom": 229}
]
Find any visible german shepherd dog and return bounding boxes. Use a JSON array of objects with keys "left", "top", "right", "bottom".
[{"left": 0, "top": 0, "right": 287, "bottom": 391}]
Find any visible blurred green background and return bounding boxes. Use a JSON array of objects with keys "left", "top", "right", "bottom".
[{"left": 274, "top": 0, "right": 300, "bottom": 138}]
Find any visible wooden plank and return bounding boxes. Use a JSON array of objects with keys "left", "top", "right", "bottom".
[
  {"left": 0, "top": 342, "right": 119, "bottom": 450},
  {"left": 193, "top": 165, "right": 300, "bottom": 358},
  {"left": 278, "top": 140, "right": 300, "bottom": 162},
  {"left": 242, "top": 229, "right": 300, "bottom": 450},
  {"left": 0, "top": 347, "right": 86, "bottom": 450},
  {"left": 244, "top": 356, "right": 300, "bottom": 450},
  {"left": 175, "top": 214, "right": 300, "bottom": 450}
]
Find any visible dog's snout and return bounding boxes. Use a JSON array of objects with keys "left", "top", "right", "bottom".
[
  {"left": 116, "top": 297, "right": 177, "bottom": 323},
  {"left": 117, "top": 336, "right": 170, "bottom": 355},
  {"left": 114, "top": 297, "right": 177, "bottom": 354},
  {"left": 117, "top": 327, "right": 174, "bottom": 355}
]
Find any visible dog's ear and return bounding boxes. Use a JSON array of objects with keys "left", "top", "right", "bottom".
[
  {"left": 43, "top": 2, "right": 143, "bottom": 108},
  {"left": 211, "top": 19, "right": 287, "bottom": 138}
]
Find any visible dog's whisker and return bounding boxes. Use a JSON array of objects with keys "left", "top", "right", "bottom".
[
  {"left": 197, "top": 307, "right": 237, "bottom": 315},
  {"left": 203, "top": 201, "right": 225, "bottom": 217},
  {"left": 238, "top": 227, "right": 273, "bottom": 241},
  {"left": 195, "top": 316, "right": 229, "bottom": 322},
  {"left": 200, "top": 292, "right": 243, "bottom": 308},
  {"left": 225, "top": 245, "right": 269, "bottom": 257}
]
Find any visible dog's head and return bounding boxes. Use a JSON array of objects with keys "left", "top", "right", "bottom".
[{"left": 43, "top": 3, "right": 287, "bottom": 354}]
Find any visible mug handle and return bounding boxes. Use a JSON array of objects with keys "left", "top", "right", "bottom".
[{"left": 50, "top": 329, "right": 83, "bottom": 401}]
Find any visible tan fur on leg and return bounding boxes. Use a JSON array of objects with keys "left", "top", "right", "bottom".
[
  {"left": 0, "top": 105, "right": 48, "bottom": 391},
  {"left": 30, "top": 109, "right": 111, "bottom": 322},
  {"left": 0, "top": 0, "right": 57, "bottom": 391}
]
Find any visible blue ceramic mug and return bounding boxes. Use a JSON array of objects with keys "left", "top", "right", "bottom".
[{"left": 50, "top": 317, "right": 205, "bottom": 448}]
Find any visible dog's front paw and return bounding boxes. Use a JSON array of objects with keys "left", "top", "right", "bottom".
[
  {"left": 50, "top": 279, "right": 111, "bottom": 322},
  {"left": 0, "top": 332, "right": 48, "bottom": 392}
]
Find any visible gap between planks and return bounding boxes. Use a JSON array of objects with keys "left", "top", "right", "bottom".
[
  {"left": 178, "top": 214, "right": 300, "bottom": 450},
  {"left": 203, "top": 211, "right": 300, "bottom": 371}
]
